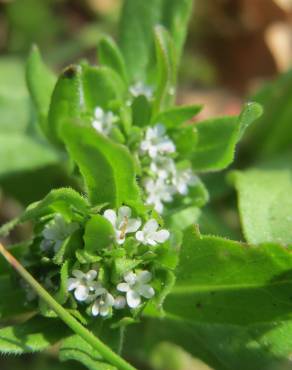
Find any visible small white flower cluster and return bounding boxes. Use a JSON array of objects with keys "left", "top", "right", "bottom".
[
  {"left": 68, "top": 268, "right": 155, "bottom": 317},
  {"left": 67, "top": 206, "right": 169, "bottom": 317},
  {"left": 129, "top": 82, "right": 153, "bottom": 100},
  {"left": 92, "top": 106, "right": 118, "bottom": 136},
  {"left": 140, "top": 124, "right": 198, "bottom": 213},
  {"left": 40, "top": 214, "right": 79, "bottom": 252},
  {"left": 103, "top": 206, "right": 169, "bottom": 245}
]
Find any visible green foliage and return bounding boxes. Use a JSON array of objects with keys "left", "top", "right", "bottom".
[
  {"left": 0, "top": 317, "right": 67, "bottom": 354},
  {"left": 26, "top": 45, "right": 56, "bottom": 129},
  {"left": 191, "top": 102, "right": 262, "bottom": 171},
  {"left": 231, "top": 167, "right": 292, "bottom": 245},
  {"left": 61, "top": 123, "right": 142, "bottom": 209}
]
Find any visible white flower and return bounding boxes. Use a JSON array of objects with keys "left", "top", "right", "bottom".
[
  {"left": 136, "top": 219, "right": 169, "bottom": 246},
  {"left": 129, "top": 82, "right": 153, "bottom": 100},
  {"left": 113, "top": 295, "right": 127, "bottom": 310},
  {"left": 41, "top": 214, "right": 79, "bottom": 252},
  {"left": 92, "top": 106, "right": 118, "bottom": 135},
  {"left": 144, "top": 177, "right": 175, "bottom": 213},
  {"left": 103, "top": 206, "right": 141, "bottom": 244},
  {"left": 172, "top": 168, "right": 198, "bottom": 195},
  {"left": 150, "top": 156, "right": 176, "bottom": 180},
  {"left": 92, "top": 291, "right": 115, "bottom": 317},
  {"left": 140, "top": 124, "right": 176, "bottom": 158},
  {"left": 117, "top": 271, "right": 155, "bottom": 308},
  {"left": 67, "top": 269, "right": 101, "bottom": 302}
]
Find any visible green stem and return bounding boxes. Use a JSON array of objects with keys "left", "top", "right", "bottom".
[{"left": 0, "top": 243, "right": 136, "bottom": 370}]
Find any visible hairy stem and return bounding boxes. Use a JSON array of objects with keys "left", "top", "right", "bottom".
[{"left": 0, "top": 243, "right": 136, "bottom": 370}]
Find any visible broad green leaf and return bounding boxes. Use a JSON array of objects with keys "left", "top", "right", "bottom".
[
  {"left": 84, "top": 215, "right": 114, "bottom": 253},
  {"left": 161, "top": 0, "right": 193, "bottom": 61},
  {"left": 247, "top": 69, "right": 292, "bottom": 158},
  {"left": 59, "top": 325, "right": 120, "bottom": 370},
  {"left": 26, "top": 45, "right": 56, "bottom": 129},
  {"left": 164, "top": 227, "right": 292, "bottom": 325},
  {"left": 61, "top": 123, "right": 142, "bottom": 209},
  {"left": 0, "top": 134, "right": 59, "bottom": 177},
  {"left": 152, "top": 104, "right": 202, "bottom": 128},
  {"left": 0, "top": 316, "right": 68, "bottom": 354},
  {"left": 48, "top": 64, "right": 124, "bottom": 145},
  {"left": 0, "top": 58, "right": 30, "bottom": 134},
  {"left": 191, "top": 102, "right": 262, "bottom": 171},
  {"left": 231, "top": 167, "right": 292, "bottom": 244},
  {"left": 98, "top": 36, "right": 127, "bottom": 83},
  {"left": 134, "top": 317, "right": 292, "bottom": 370},
  {"left": 119, "top": 0, "right": 163, "bottom": 81},
  {"left": 47, "top": 65, "right": 85, "bottom": 144},
  {"left": 21, "top": 187, "right": 89, "bottom": 222},
  {"left": 153, "top": 26, "right": 176, "bottom": 114}
]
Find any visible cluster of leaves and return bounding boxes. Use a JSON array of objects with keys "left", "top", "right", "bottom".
[{"left": 1, "top": 1, "right": 292, "bottom": 370}]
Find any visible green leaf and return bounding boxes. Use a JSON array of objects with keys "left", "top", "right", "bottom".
[
  {"left": 119, "top": 0, "right": 163, "bottom": 81},
  {"left": 131, "top": 95, "right": 152, "bottom": 127},
  {"left": 0, "top": 134, "right": 59, "bottom": 177},
  {"left": 153, "top": 26, "right": 176, "bottom": 114},
  {"left": 21, "top": 187, "right": 89, "bottom": 222},
  {"left": 231, "top": 167, "right": 292, "bottom": 244},
  {"left": 191, "top": 102, "right": 262, "bottom": 171},
  {"left": 161, "top": 0, "right": 193, "bottom": 61},
  {"left": 98, "top": 36, "right": 128, "bottom": 83},
  {"left": 48, "top": 64, "right": 125, "bottom": 145},
  {"left": 152, "top": 104, "right": 202, "bottom": 128},
  {"left": 0, "top": 316, "right": 68, "bottom": 354},
  {"left": 61, "top": 123, "right": 142, "bottom": 209},
  {"left": 163, "top": 227, "right": 292, "bottom": 326},
  {"left": 84, "top": 215, "right": 114, "bottom": 254},
  {"left": 26, "top": 45, "right": 56, "bottom": 129},
  {"left": 47, "top": 65, "right": 85, "bottom": 144},
  {"left": 247, "top": 69, "right": 292, "bottom": 158},
  {"left": 59, "top": 322, "right": 122, "bottom": 370}
]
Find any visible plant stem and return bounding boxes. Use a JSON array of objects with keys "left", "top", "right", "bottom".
[{"left": 0, "top": 242, "right": 136, "bottom": 370}]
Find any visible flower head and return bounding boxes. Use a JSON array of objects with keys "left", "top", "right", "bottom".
[
  {"left": 67, "top": 269, "right": 101, "bottom": 302},
  {"left": 92, "top": 291, "right": 115, "bottom": 317},
  {"left": 103, "top": 206, "right": 141, "bottom": 244},
  {"left": 172, "top": 168, "right": 198, "bottom": 195},
  {"left": 129, "top": 82, "right": 153, "bottom": 100},
  {"left": 92, "top": 106, "right": 118, "bottom": 135},
  {"left": 117, "top": 270, "right": 155, "bottom": 308},
  {"left": 150, "top": 156, "right": 176, "bottom": 180},
  {"left": 144, "top": 177, "right": 175, "bottom": 213},
  {"left": 136, "top": 219, "right": 169, "bottom": 246},
  {"left": 41, "top": 214, "right": 78, "bottom": 252},
  {"left": 140, "top": 124, "right": 176, "bottom": 159}
]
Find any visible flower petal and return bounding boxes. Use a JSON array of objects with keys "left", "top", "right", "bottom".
[
  {"left": 118, "top": 206, "right": 131, "bottom": 219},
  {"left": 72, "top": 270, "right": 84, "bottom": 279},
  {"left": 126, "top": 290, "right": 141, "bottom": 308},
  {"left": 100, "top": 305, "right": 110, "bottom": 317},
  {"left": 137, "top": 270, "right": 152, "bottom": 284},
  {"left": 139, "top": 284, "right": 155, "bottom": 299},
  {"left": 92, "top": 301, "right": 100, "bottom": 316},
  {"left": 153, "top": 230, "right": 170, "bottom": 243},
  {"left": 135, "top": 230, "right": 144, "bottom": 243},
  {"left": 124, "top": 271, "right": 137, "bottom": 285},
  {"left": 114, "top": 296, "right": 126, "bottom": 309},
  {"left": 94, "top": 107, "right": 103, "bottom": 119},
  {"left": 67, "top": 278, "right": 78, "bottom": 291},
  {"left": 127, "top": 218, "right": 142, "bottom": 233},
  {"left": 103, "top": 209, "right": 117, "bottom": 227},
  {"left": 74, "top": 285, "right": 89, "bottom": 301},
  {"left": 105, "top": 293, "right": 115, "bottom": 306},
  {"left": 117, "top": 283, "right": 130, "bottom": 292},
  {"left": 86, "top": 270, "right": 97, "bottom": 281},
  {"left": 143, "top": 219, "right": 158, "bottom": 234}
]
